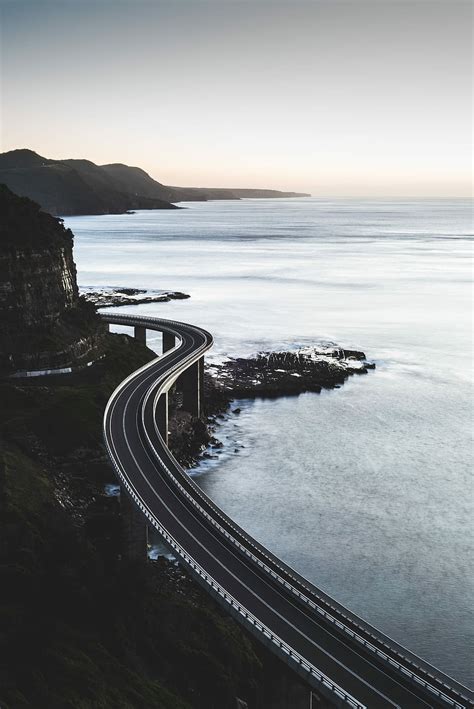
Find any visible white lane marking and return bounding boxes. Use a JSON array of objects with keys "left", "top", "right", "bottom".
[
  {"left": 105, "top": 340, "right": 370, "bottom": 707},
  {"left": 108, "top": 338, "right": 400, "bottom": 708},
  {"left": 135, "top": 388, "right": 438, "bottom": 709},
  {"left": 103, "top": 314, "right": 471, "bottom": 709},
  {"left": 138, "top": 416, "right": 438, "bottom": 709},
  {"left": 137, "top": 321, "right": 469, "bottom": 708}
]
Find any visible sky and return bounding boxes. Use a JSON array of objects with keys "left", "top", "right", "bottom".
[{"left": 0, "top": 0, "right": 472, "bottom": 197}]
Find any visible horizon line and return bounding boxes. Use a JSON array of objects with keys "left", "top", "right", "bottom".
[{"left": 1, "top": 145, "right": 471, "bottom": 201}]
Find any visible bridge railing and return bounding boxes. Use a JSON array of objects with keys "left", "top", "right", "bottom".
[
  {"left": 143, "top": 418, "right": 466, "bottom": 708},
  {"left": 103, "top": 422, "right": 366, "bottom": 709},
  {"left": 102, "top": 313, "right": 472, "bottom": 709},
  {"left": 138, "top": 348, "right": 468, "bottom": 709}
]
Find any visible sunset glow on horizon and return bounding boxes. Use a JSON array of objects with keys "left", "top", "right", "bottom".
[{"left": 1, "top": 0, "right": 472, "bottom": 197}]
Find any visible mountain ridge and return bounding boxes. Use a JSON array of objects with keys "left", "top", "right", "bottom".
[{"left": 0, "top": 148, "right": 310, "bottom": 216}]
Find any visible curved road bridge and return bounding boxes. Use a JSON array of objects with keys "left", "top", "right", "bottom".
[{"left": 102, "top": 313, "right": 473, "bottom": 709}]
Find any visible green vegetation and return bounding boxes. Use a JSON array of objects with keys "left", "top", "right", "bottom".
[
  {"left": 0, "top": 334, "right": 264, "bottom": 708},
  {"left": 0, "top": 183, "right": 74, "bottom": 249},
  {"left": 1, "top": 333, "right": 151, "bottom": 454},
  {"left": 0, "top": 176, "right": 313, "bottom": 707}
]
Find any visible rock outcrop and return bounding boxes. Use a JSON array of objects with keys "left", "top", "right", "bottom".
[
  {"left": 0, "top": 184, "right": 105, "bottom": 373},
  {"left": 206, "top": 346, "right": 375, "bottom": 399},
  {"left": 81, "top": 286, "right": 190, "bottom": 308}
]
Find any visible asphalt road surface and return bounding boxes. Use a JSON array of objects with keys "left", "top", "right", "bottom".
[{"left": 102, "top": 313, "right": 473, "bottom": 709}]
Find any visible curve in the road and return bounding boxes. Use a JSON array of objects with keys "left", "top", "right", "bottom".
[{"left": 102, "top": 313, "right": 473, "bottom": 709}]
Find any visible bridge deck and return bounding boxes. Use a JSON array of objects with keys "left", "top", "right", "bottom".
[{"left": 102, "top": 313, "right": 473, "bottom": 709}]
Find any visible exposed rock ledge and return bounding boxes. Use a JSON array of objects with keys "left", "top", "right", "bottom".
[
  {"left": 169, "top": 345, "right": 375, "bottom": 469},
  {"left": 206, "top": 345, "right": 375, "bottom": 399},
  {"left": 81, "top": 286, "right": 190, "bottom": 308}
]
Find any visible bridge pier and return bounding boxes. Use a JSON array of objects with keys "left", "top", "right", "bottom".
[
  {"left": 156, "top": 391, "right": 168, "bottom": 444},
  {"left": 120, "top": 489, "right": 148, "bottom": 561},
  {"left": 162, "top": 331, "right": 175, "bottom": 353},
  {"left": 180, "top": 356, "right": 204, "bottom": 418},
  {"left": 199, "top": 355, "right": 204, "bottom": 399},
  {"left": 134, "top": 325, "right": 147, "bottom": 345}
]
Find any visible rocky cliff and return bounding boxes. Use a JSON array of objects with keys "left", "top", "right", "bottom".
[{"left": 0, "top": 184, "right": 104, "bottom": 373}]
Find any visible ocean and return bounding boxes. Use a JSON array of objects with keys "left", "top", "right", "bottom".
[{"left": 65, "top": 197, "right": 473, "bottom": 686}]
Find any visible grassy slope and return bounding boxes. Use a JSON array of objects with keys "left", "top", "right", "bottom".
[{"left": 0, "top": 334, "right": 261, "bottom": 709}]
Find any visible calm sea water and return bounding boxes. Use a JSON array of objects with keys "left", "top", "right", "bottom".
[{"left": 65, "top": 198, "right": 473, "bottom": 686}]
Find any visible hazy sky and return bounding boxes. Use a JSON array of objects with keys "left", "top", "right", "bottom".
[{"left": 0, "top": 0, "right": 472, "bottom": 196}]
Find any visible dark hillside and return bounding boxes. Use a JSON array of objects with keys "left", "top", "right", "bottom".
[
  {"left": 0, "top": 148, "right": 51, "bottom": 169},
  {"left": 61, "top": 158, "right": 177, "bottom": 212},
  {"left": 0, "top": 148, "right": 310, "bottom": 215},
  {"left": 0, "top": 333, "right": 318, "bottom": 708},
  {"left": 0, "top": 151, "right": 178, "bottom": 215},
  {"left": 0, "top": 336, "right": 259, "bottom": 709},
  {"left": 0, "top": 183, "right": 71, "bottom": 247},
  {"left": 0, "top": 163, "right": 110, "bottom": 216},
  {"left": 0, "top": 185, "right": 105, "bottom": 373},
  {"left": 101, "top": 162, "right": 184, "bottom": 202}
]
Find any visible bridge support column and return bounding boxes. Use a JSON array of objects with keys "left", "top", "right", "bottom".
[
  {"left": 180, "top": 356, "right": 204, "bottom": 418},
  {"left": 120, "top": 489, "right": 148, "bottom": 561},
  {"left": 156, "top": 391, "right": 168, "bottom": 444},
  {"left": 199, "top": 355, "right": 204, "bottom": 402},
  {"left": 162, "top": 331, "right": 175, "bottom": 353},
  {"left": 134, "top": 325, "right": 146, "bottom": 345},
  {"left": 180, "top": 362, "right": 196, "bottom": 416}
]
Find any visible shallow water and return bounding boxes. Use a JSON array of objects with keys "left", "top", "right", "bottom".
[{"left": 66, "top": 197, "right": 473, "bottom": 685}]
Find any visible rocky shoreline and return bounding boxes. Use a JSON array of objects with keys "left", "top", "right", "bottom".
[
  {"left": 77, "top": 286, "right": 377, "bottom": 471},
  {"left": 207, "top": 344, "right": 375, "bottom": 398},
  {"left": 81, "top": 286, "right": 190, "bottom": 308},
  {"left": 0, "top": 184, "right": 333, "bottom": 708},
  {"left": 167, "top": 344, "right": 375, "bottom": 470}
]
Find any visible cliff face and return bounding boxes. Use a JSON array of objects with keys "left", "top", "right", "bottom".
[
  {"left": 0, "top": 184, "right": 104, "bottom": 373},
  {"left": 0, "top": 240, "right": 78, "bottom": 329}
]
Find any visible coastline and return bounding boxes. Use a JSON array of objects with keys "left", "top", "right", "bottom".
[
  {"left": 86, "top": 295, "right": 375, "bottom": 473},
  {"left": 168, "top": 343, "right": 375, "bottom": 471},
  {"left": 81, "top": 286, "right": 190, "bottom": 308},
  {"left": 66, "top": 188, "right": 473, "bottom": 685}
]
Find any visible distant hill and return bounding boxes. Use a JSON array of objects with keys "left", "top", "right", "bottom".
[
  {"left": 0, "top": 149, "right": 48, "bottom": 169},
  {"left": 100, "top": 163, "right": 182, "bottom": 203},
  {"left": 0, "top": 150, "right": 178, "bottom": 216},
  {"left": 0, "top": 148, "right": 310, "bottom": 216},
  {"left": 169, "top": 186, "right": 311, "bottom": 200},
  {"left": 101, "top": 163, "right": 310, "bottom": 202}
]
